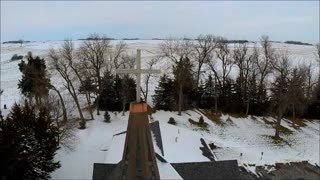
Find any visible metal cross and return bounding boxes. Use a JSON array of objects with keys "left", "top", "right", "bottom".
[{"left": 116, "top": 49, "right": 161, "bottom": 103}]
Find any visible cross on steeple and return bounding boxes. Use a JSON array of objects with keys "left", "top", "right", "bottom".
[{"left": 116, "top": 49, "right": 161, "bottom": 103}]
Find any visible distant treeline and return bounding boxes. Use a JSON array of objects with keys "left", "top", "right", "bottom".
[
  {"left": 3, "top": 40, "right": 30, "bottom": 44},
  {"left": 78, "top": 37, "right": 116, "bottom": 40},
  {"left": 284, "top": 41, "right": 313, "bottom": 46},
  {"left": 122, "top": 38, "right": 140, "bottom": 40}
]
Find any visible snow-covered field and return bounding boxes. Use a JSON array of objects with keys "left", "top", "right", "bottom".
[
  {"left": 1, "top": 40, "right": 319, "bottom": 179},
  {"left": 1, "top": 40, "right": 319, "bottom": 108}
]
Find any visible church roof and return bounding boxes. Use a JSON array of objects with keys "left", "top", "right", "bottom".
[
  {"left": 95, "top": 120, "right": 240, "bottom": 179},
  {"left": 171, "top": 160, "right": 239, "bottom": 180}
]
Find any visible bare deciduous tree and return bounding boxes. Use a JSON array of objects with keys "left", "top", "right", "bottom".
[
  {"left": 49, "top": 84, "right": 67, "bottom": 123},
  {"left": 233, "top": 42, "right": 256, "bottom": 115},
  {"left": 48, "top": 48, "right": 86, "bottom": 129},
  {"left": 256, "top": 35, "right": 274, "bottom": 101},
  {"left": 159, "top": 37, "right": 194, "bottom": 63},
  {"left": 141, "top": 56, "right": 159, "bottom": 102},
  {"left": 110, "top": 41, "right": 127, "bottom": 70},
  {"left": 46, "top": 93, "right": 76, "bottom": 150},
  {"left": 78, "top": 34, "right": 111, "bottom": 115},
  {"left": 160, "top": 37, "right": 195, "bottom": 115},
  {"left": 121, "top": 53, "right": 136, "bottom": 69},
  {"left": 271, "top": 50, "right": 291, "bottom": 139},
  {"left": 207, "top": 38, "right": 234, "bottom": 104},
  {"left": 194, "top": 34, "right": 217, "bottom": 87},
  {"left": 245, "top": 44, "right": 259, "bottom": 115}
]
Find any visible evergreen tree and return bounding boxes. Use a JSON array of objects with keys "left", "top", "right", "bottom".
[
  {"left": 79, "top": 77, "right": 96, "bottom": 97},
  {"left": 99, "top": 73, "right": 136, "bottom": 111},
  {"left": 305, "top": 79, "right": 320, "bottom": 119},
  {"left": 18, "top": 52, "right": 50, "bottom": 105},
  {"left": 195, "top": 80, "right": 206, "bottom": 108},
  {"left": 200, "top": 75, "right": 216, "bottom": 109},
  {"left": 286, "top": 68, "right": 307, "bottom": 120},
  {"left": 0, "top": 101, "right": 60, "bottom": 179},
  {"left": 173, "top": 56, "right": 194, "bottom": 115},
  {"left": 121, "top": 75, "right": 137, "bottom": 113},
  {"left": 99, "top": 71, "right": 118, "bottom": 110},
  {"left": 233, "top": 77, "right": 244, "bottom": 113},
  {"left": 247, "top": 71, "right": 261, "bottom": 115},
  {"left": 152, "top": 75, "right": 175, "bottom": 111}
]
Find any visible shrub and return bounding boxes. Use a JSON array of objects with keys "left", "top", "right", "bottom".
[
  {"left": 104, "top": 111, "right": 111, "bottom": 123},
  {"left": 168, "top": 117, "right": 176, "bottom": 125},
  {"left": 189, "top": 118, "right": 197, "bottom": 124},
  {"left": 199, "top": 116, "right": 204, "bottom": 124},
  {"left": 79, "top": 120, "right": 86, "bottom": 129}
]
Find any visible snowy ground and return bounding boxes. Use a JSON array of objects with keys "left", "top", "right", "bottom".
[
  {"left": 50, "top": 109, "right": 319, "bottom": 179},
  {"left": 1, "top": 40, "right": 319, "bottom": 179}
]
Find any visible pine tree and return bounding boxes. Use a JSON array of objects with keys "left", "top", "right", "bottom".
[
  {"left": 18, "top": 52, "right": 50, "bottom": 105},
  {"left": 195, "top": 80, "right": 206, "bottom": 108},
  {"left": 99, "top": 73, "right": 136, "bottom": 111},
  {"left": 200, "top": 75, "right": 216, "bottom": 109},
  {"left": 99, "top": 71, "right": 118, "bottom": 111},
  {"left": 287, "top": 68, "right": 307, "bottom": 120},
  {"left": 173, "top": 56, "right": 194, "bottom": 115},
  {"left": 0, "top": 101, "right": 60, "bottom": 179},
  {"left": 152, "top": 74, "right": 175, "bottom": 111}
]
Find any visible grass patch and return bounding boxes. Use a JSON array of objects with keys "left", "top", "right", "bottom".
[
  {"left": 188, "top": 118, "right": 209, "bottom": 131},
  {"left": 278, "top": 125, "right": 294, "bottom": 135},
  {"left": 287, "top": 118, "right": 307, "bottom": 128},
  {"left": 262, "top": 117, "right": 274, "bottom": 126},
  {"left": 262, "top": 135, "right": 292, "bottom": 146},
  {"left": 228, "top": 112, "right": 248, "bottom": 118}
]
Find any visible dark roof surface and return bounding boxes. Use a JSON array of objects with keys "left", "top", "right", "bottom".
[
  {"left": 149, "top": 121, "right": 164, "bottom": 156},
  {"left": 171, "top": 160, "right": 240, "bottom": 180},
  {"left": 92, "top": 163, "right": 120, "bottom": 180},
  {"left": 200, "top": 138, "right": 215, "bottom": 161}
]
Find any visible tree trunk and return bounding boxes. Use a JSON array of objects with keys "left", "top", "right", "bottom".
[
  {"left": 178, "top": 84, "right": 183, "bottom": 116},
  {"left": 274, "top": 114, "right": 282, "bottom": 139},
  {"left": 196, "top": 66, "right": 201, "bottom": 88},
  {"left": 69, "top": 83, "right": 85, "bottom": 122},
  {"left": 214, "top": 97, "right": 218, "bottom": 114},
  {"left": 214, "top": 76, "right": 218, "bottom": 114},
  {"left": 52, "top": 87, "right": 67, "bottom": 122},
  {"left": 246, "top": 99, "right": 249, "bottom": 116},
  {"left": 122, "top": 98, "right": 126, "bottom": 116},
  {"left": 85, "top": 92, "right": 94, "bottom": 120},
  {"left": 145, "top": 79, "right": 149, "bottom": 103},
  {"left": 96, "top": 73, "right": 102, "bottom": 115},
  {"left": 292, "top": 104, "right": 296, "bottom": 127}
]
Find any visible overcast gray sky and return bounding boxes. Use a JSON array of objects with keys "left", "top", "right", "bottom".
[{"left": 1, "top": 1, "right": 319, "bottom": 43}]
